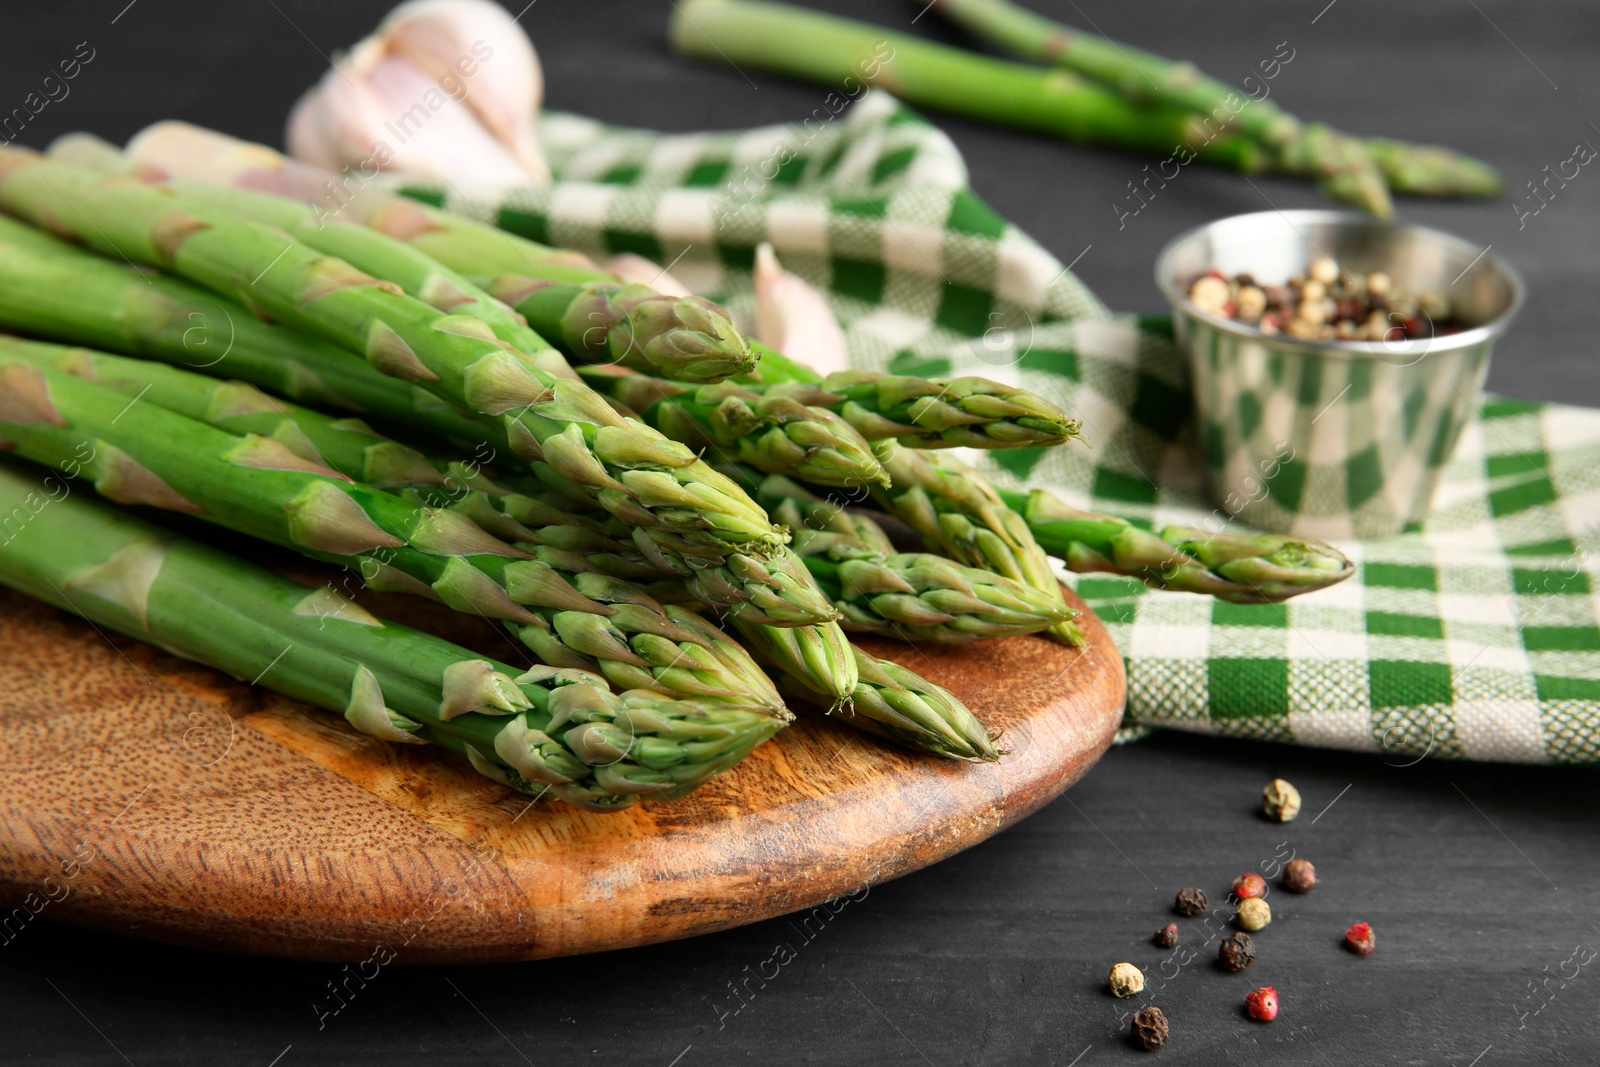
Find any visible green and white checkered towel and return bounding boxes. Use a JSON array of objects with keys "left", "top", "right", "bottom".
[{"left": 395, "top": 90, "right": 1600, "bottom": 765}]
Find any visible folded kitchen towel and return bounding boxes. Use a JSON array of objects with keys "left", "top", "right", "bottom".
[{"left": 390, "top": 90, "right": 1600, "bottom": 764}]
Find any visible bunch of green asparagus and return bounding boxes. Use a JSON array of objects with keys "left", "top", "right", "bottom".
[
  {"left": 667, "top": 0, "right": 1503, "bottom": 216},
  {"left": 0, "top": 130, "right": 1353, "bottom": 809}
]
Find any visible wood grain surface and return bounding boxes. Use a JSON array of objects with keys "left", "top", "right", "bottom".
[{"left": 0, "top": 585, "right": 1124, "bottom": 964}]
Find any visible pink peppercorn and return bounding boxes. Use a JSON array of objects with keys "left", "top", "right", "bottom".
[
  {"left": 1245, "top": 986, "right": 1279, "bottom": 1022},
  {"left": 1232, "top": 872, "right": 1266, "bottom": 899},
  {"left": 1345, "top": 922, "right": 1376, "bottom": 955}
]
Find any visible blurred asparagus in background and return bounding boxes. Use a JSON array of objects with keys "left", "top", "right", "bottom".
[
  {"left": 925, "top": 0, "right": 1502, "bottom": 200},
  {"left": 669, "top": 0, "right": 1501, "bottom": 215}
]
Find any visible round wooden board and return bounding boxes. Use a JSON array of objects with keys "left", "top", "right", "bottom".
[{"left": 0, "top": 585, "right": 1124, "bottom": 964}]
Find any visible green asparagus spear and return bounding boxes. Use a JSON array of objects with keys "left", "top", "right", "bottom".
[
  {"left": 728, "top": 614, "right": 860, "bottom": 710},
  {"left": 998, "top": 486, "right": 1354, "bottom": 603},
  {"left": 155, "top": 177, "right": 756, "bottom": 385},
  {"left": 754, "top": 473, "right": 900, "bottom": 556},
  {"left": 0, "top": 221, "right": 838, "bottom": 628},
  {"left": 117, "top": 123, "right": 759, "bottom": 382},
  {"left": 482, "top": 273, "right": 757, "bottom": 384},
  {"left": 0, "top": 151, "right": 783, "bottom": 560},
  {"left": 1361, "top": 138, "right": 1504, "bottom": 199},
  {"left": 871, "top": 445, "right": 1082, "bottom": 645},
  {"left": 0, "top": 460, "right": 783, "bottom": 809},
  {"left": 803, "top": 548, "right": 1078, "bottom": 641},
  {"left": 754, "top": 370, "right": 1082, "bottom": 451},
  {"left": 44, "top": 135, "right": 573, "bottom": 370},
  {"left": 581, "top": 367, "right": 889, "bottom": 488},
  {"left": 926, "top": 0, "right": 1501, "bottom": 201},
  {"left": 0, "top": 343, "right": 788, "bottom": 714},
  {"left": 0, "top": 153, "right": 842, "bottom": 631}
]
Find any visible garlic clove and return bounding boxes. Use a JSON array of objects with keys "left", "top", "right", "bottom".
[
  {"left": 379, "top": 0, "right": 550, "bottom": 185},
  {"left": 308, "top": 46, "right": 405, "bottom": 170},
  {"left": 605, "top": 253, "right": 691, "bottom": 297},
  {"left": 752, "top": 241, "right": 849, "bottom": 376},
  {"left": 362, "top": 52, "right": 532, "bottom": 188}
]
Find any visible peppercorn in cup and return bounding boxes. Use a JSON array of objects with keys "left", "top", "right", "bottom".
[{"left": 1157, "top": 211, "right": 1522, "bottom": 540}]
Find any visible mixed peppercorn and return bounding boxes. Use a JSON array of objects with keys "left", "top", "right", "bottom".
[
  {"left": 1104, "top": 778, "right": 1377, "bottom": 1053},
  {"left": 1184, "top": 257, "right": 1462, "bottom": 342}
]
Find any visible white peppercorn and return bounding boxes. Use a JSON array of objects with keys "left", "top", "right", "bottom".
[
  {"left": 1236, "top": 897, "right": 1272, "bottom": 931},
  {"left": 1262, "top": 778, "right": 1301, "bottom": 822},
  {"left": 1108, "top": 961, "right": 1145, "bottom": 998}
]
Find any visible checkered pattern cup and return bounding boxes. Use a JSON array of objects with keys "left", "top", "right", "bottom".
[{"left": 1157, "top": 212, "right": 1522, "bottom": 540}]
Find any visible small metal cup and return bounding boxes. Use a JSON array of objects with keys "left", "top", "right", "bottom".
[{"left": 1156, "top": 211, "right": 1522, "bottom": 540}]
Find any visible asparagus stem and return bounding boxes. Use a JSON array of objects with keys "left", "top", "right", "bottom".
[
  {"left": 118, "top": 123, "right": 759, "bottom": 382},
  {"left": 165, "top": 183, "right": 570, "bottom": 368},
  {"left": 0, "top": 341, "right": 790, "bottom": 715},
  {"left": 670, "top": 0, "right": 1274, "bottom": 176},
  {"left": 171, "top": 180, "right": 757, "bottom": 385},
  {"left": 0, "top": 460, "right": 782, "bottom": 809},
  {"left": 0, "top": 215, "right": 490, "bottom": 443},
  {"left": 998, "top": 486, "right": 1354, "bottom": 603}
]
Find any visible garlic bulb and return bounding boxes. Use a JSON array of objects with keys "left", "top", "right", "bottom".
[{"left": 285, "top": 0, "right": 549, "bottom": 191}]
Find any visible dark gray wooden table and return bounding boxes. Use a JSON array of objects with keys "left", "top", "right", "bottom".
[{"left": 2, "top": 2, "right": 1597, "bottom": 1064}]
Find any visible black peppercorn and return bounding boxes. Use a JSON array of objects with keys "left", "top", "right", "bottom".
[
  {"left": 1174, "top": 887, "right": 1208, "bottom": 917},
  {"left": 1219, "top": 932, "right": 1255, "bottom": 972},
  {"left": 1131, "top": 1005, "right": 1168, "bottom": 1051},
  {"left": 1283, "top": 858, "right": 1316, "bottom": 893},
  {"left": 1154, "top": 922, "right": 1178, "bottom": 949}
]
